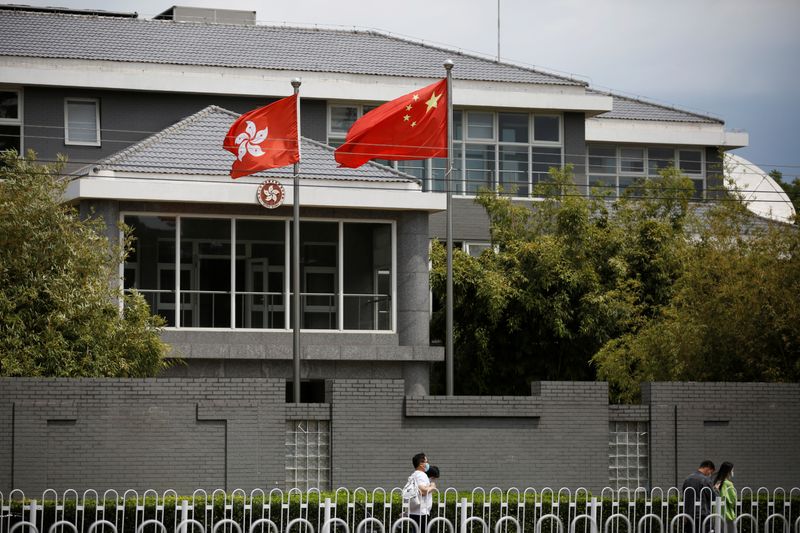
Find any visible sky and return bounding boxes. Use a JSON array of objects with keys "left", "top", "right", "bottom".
[{"left": 14, "top": 0, "right": 800, "bottom": 180}]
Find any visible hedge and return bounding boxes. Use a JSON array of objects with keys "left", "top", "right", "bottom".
[{"left": 3, "top": 492, "right": 798, "bottom": 533}]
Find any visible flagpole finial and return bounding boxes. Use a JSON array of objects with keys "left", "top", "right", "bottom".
[
  {"left": 291, "top": 78, "right": 301, "bottom": 89},
  {"left": 443, "top": 59, "right": 454, "bottom": 71}
]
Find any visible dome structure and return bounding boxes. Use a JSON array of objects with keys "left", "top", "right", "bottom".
[{"left": 724, "top": 153, "right": 796, "bottom": 224}]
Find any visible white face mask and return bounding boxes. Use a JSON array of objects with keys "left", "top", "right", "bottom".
[{"left": 730, "top": 470, "right": 734, "bottom": 479}]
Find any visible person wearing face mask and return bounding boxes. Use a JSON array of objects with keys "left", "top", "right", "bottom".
[
  {"left": 714, "top": 462, "right": 737, "bottom": 533},
  {"left": 408, "top": 453, "right": 436, "bottom": 533}
]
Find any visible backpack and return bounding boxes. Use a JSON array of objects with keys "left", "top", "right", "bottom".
[{"left": 402, "top": 474, "right": 421, "bottom": 505}]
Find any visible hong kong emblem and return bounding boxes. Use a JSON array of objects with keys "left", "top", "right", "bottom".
[{"left": 257, "top": 180, "right": 285, "bottom": 209}]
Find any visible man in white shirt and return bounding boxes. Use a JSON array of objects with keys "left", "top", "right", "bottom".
[{"left": 408, "top": 452, "right": 436, "bottom": 533}]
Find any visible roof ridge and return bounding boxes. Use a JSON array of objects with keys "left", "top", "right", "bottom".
[
  {"left": 99, "top": 105, "right": 236, "bottom": 167},
  {"left": 362, "top": 28, "right": 587, "bottom": 87},
  {"left": 590, "top": 87, "right": 723, "bottom": 124}
]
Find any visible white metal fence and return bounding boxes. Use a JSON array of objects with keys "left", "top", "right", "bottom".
[{"left": 1, "top": 487, "right": 798, "bottom": 533}]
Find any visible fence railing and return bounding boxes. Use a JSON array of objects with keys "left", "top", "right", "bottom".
[{"left": 1, "top": 488, "right": 798, "bottom": 533}]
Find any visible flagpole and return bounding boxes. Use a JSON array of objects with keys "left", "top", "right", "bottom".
[
  {"left": 444, "top": 59, "right": 454, "bottom": 396},
  {"left": 291, "top": 77, "right": 302, "bottom": 404}
]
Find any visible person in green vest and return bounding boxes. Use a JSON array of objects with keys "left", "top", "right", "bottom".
[{"left": 713, "top": 461, "right": 737, "bottom": 533}]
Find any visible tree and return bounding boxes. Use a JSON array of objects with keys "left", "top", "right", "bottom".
[
  {"left": 431, "top": 163, "right": 799, "bottom": 401},
  {"left": 429, "top": 166, "right": 694, "bottom": 395},
  {"left": 593, "top": 196, "right": 800, "bottom": 402},
  {"left": 770, "top": 169, "right": 800, "bottom": 224},
  {"left": 0, "top": 151, "right": 171, "bottom": 377}
]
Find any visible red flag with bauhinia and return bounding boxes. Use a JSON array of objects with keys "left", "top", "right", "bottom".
[
  {"left": 334, "top": 79, "right": 447, "bottom": 168},
  {"left": 223, "top": 94, "right": 300, "bottom": 179}
]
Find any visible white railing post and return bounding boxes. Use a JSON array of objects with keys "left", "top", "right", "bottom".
[
  {"left": 180, "top": 499, "right": 190, "bottom": 532},
  {"left": 714, "top": 499, "right": 722, "bottom": 533},
  {"left": 590, "top": 498, "right": 598, "bottom": 533},
  {"left": 460, "top": 498, "right": 468, "bottom": 533},
  {"left": 324, "top": 498, "right": 333, "bottom": 533},
  {"left": 29, "top": 500, "right": 38, "bottom": 532}
]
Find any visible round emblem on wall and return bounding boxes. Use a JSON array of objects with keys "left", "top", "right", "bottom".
[{"left": 257, "top": 179, "right": 285, "bottom": 209}]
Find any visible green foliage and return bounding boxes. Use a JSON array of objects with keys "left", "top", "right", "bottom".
[
  {"left": 0, "top": 150, "right": 171, "bottom": 376},
  {"left": 769, "top": 169, "right": 800, "bottom": 224},
  {"left": 431, "top": 164, "right": 800, "bottom": 402},
  {"left": 594, "top": 195, "right": 800, "bottom": 401},
  {"left": 430, "top": 166, "right": 693, "bottom": 396}
]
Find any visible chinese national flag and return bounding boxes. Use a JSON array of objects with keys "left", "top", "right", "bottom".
[
  {"left": 334, "top": 79, "right": 447, "bottom": 168},
  {"left": 223, "top": 94, "right": 300, "bottom": 179}
]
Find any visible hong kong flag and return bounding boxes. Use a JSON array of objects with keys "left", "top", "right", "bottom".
[
  {"left": 334, "top": 79, "right": 447, "bottom": 168},
  {"left": 223, "top": 94, "right": 300, "bottom": 179}
]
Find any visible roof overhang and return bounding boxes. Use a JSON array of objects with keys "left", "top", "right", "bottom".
[
  {"left": 0, "top": 55, "right": 612, "bottom": 113},
  {"left": 586, "top": 117, "right": 749, "bottom": 148},
  {"left": 64, "top": 172, "right": 446, "bottom": 212}
]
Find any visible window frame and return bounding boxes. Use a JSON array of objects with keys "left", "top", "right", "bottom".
[
  {"left": 0, "top": 87, "right": 23, "bottom": 153},
  {"left": 586, "top": 144, "right": 706, "bottom": 198},
  {"left": 326, "top": 103, "right": 564, "bottom": 200},
  {"left": 64, "top": 97, "right": 101, "bottom": 146},
  {"left": 120, "top": 212, "right": 397, "bottom": 334}
]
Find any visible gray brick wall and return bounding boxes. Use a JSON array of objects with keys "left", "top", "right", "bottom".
[
  {"left": 0, "top": 378, "right": 286, "bottom": 494},
  {"left": 643, "top": 382, "right": 800, "bottom": 490},
  {"left": 1, "top": 379, "right": 797, "bottom": 493}
]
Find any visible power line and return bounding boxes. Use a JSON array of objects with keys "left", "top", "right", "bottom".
[{"left": 7, "top": 129, "right": 800, "bottom": 179}]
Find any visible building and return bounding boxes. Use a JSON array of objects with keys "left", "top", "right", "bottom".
[{"left": 2, "top": 5, "right": 797, "bottom": 493}]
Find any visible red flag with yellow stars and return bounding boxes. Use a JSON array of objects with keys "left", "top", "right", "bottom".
[{"left": 334, "top": 79, "right": 447, "bottom": 168}]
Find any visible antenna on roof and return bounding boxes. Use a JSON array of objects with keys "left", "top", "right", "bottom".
[{"left": 497, "top": 0, "right": 501, "bottom": 61}]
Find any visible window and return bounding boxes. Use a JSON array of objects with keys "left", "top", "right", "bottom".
[
  {"left": 123, "top": 215, "right": 394, "bottom": 331},
  {"left": 285, "top": 420, "right": 330, "bottom": 490},
  {"left": 326, "top": 104, "right": 563, "bottom": 198},
  {"left": 587, "top": 145, "right": 705, "bottom": 198},
  {"left": 0, "top": 90, "right": 22, "bottom": 155},
  {"left": 65, "top": 98, "right": 100, "bottom": 146},
  {"left": 609, "top": 421, "right": 649, "bottom": 490}
]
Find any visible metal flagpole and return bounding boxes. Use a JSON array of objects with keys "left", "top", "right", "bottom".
[
  {"left": 291, "top": 78, "right": 302, "bottom": 404},
  {"left": 444, "top": 60, "right": 454, "bottom": 396}
]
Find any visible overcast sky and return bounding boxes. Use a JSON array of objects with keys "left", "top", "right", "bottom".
[{"left": 15, "top": 0, "right": 800, "bottom": 178}]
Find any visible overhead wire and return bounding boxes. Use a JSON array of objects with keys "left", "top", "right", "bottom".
[{"left": 6, "top": 128, "right": 800, "bottom": 180}]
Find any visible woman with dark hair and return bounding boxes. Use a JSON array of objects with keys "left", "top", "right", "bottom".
[{"left": 714, "top": 462, "right": 737, "bottom": 533}]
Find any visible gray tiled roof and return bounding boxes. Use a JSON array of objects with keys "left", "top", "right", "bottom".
[
  {"left": 589, "top": 89, "right": 723, "bottom": 124},
  {"left": 0, "top": 9, "right": 583, "bottom": 86},
  {"left": 91, "top": 105, "right": 418, "bottom": 183}
]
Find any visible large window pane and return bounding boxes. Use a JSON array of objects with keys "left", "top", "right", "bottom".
[
  {"left": 648, "top": 147, "right": 675, "bottom": 175},
  {"left": 235, "top": 219, "right": 285, "bottom": 329},
  {"left": 330, "top": 106, "right": 358, "bottom": 134},
  {"left": 620, "top": 176, "right": 646, "bottom": 197},
  {"left": 343, "top": 223, "right": 392, "bottom": 330},
  {"left": 296, "top": 221, "right": 338, "bottom": 329},
  {"left": 534, "top": 115, "right": 560, "bottom": 142},
  {"left": 679, "top": 150, "right": 702, "bottom": 175},
  {"left": 0, "top": 92, "right": 18, "bottom": 119},
  {"left": 431, "top": 143, "right": 462, "bottom": 194},
  {"left": 620, "top": 147, "right": 644, "bottom": 173},
  {"left": 124, "top": 215, "right": 177, "bottom": 326},
  {"left": 467, "top": 112, "right": 494, "bottom": 140},
  {"left": 499, "top": 145, "right": 529, "bottom": 196},
  {"left": 65, "top": 99, "right": 99, "bottom": 144},
  {"left": 0, "top": 125, "right": 21, "bottom": 153},
  {"left": 465, "top": 143, "right": 495, "bottom": 194},
  {"left": 181, "top": 218, "right": 231, "bottom": 328},
  {"left": 453, "top": 110, "right": 463, "bottom": 141},
  {"left": 499, "top": 113, "right": 528, "bottom": 143},
  {"left": 398, "top": 160, "right": 425, "bottom": 181},
  {"left": 532, "top": 147, "right": 562, "bottom": 185},
  {"left": 589, "top": 176, "right": 615, "bottom": 197},
  {"left": 588, "top": 145, "right": 617, "bottom": 174}
]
